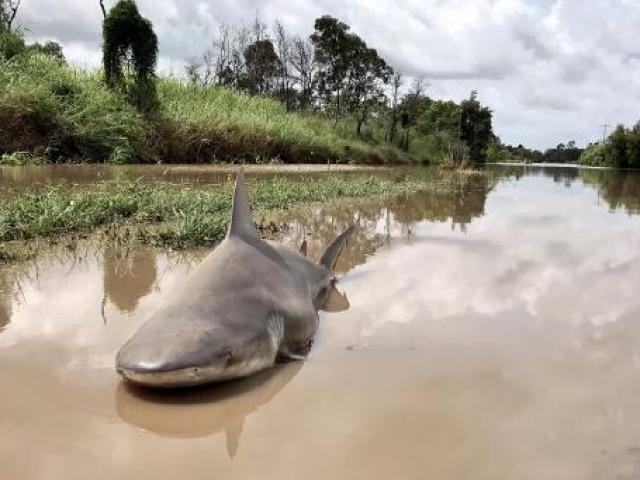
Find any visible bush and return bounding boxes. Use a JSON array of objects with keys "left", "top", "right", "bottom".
[
  {"left": 0, "top": 28, "right": 26, "bottom": 60},
  {"left": 579, "top": 144, "right": 607, "bottom": 166}
]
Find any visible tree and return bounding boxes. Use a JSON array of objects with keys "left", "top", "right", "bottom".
[
  {"left": 460, "top": 90, "right": 493, "bottom": 164},
  {"left": 0, "top": 0, "right": 20, "bottom": 32},
  {"left": 0, "top": 0, "right": 25, "bottom": 59},
  {"left": 416, "top": 100, "right": 459, "bottom": 136},
  {"left": 243, "top": 39, "right": 281, "bottom": 94},
  {"left": 30, "top": 40, "right": 65, "bottom": 63},
  {"left": 311, "top": 15, "right": 392, "bottom": 136},
  {"left": 102, "top": 0, "right": 158, "bottom": 113},
  {"left": 386, "top": 72, "right": 403, "bottom": 143},
  {"left": 310, "top": 16, "right": 353, "bottom": 119},
  {"left": 397, "top": 78, "right": 430, "bottom": 151},
  {"left": 627, "top": 125, "right": 640, "bottom": 168},
  {"left": 346, "top": 42, "right": 392, "bottom": 138},
  {"left": 290, "top": 35, "right": 316, "bottom": 109},
  {"left": 273, "top": 21, "right": 293, "bottom": 109},
  {"left": 607, "top": 125, "right": 629, "bottom": 168}
]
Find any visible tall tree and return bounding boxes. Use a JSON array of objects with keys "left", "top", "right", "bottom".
[
  {"left": 607, "top": 125, "right": 629, "bottom": 168},
  {"left": 310, "top": 16, "right": 352, "bottom": 120},
  {"left": 273, "top": 21, "right": 293, "bottom": 109},
  {"left": 387, "top": 72, "right": 403, "bottom": 143},
  {"left": 460, "top": 90, "right": 493, "bottom": 164},
  {"left": 311, "top": 15, "right": 392, "bottom": 136},
  {"left": 344, "top": 40, "right": 392, "bottom": 137},
  {"left": 243, "top": 39, "right": 281, "bottom": 95},
  {"left": 398, "top": 78, "right": 430, "bottom": 151},
  {"left": 290, "top": 35, "right": 316, "bottom": 109}
]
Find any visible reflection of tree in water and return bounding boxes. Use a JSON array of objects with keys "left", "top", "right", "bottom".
[
  {"left": 392, "top": 173, "right": 496, "bottom": 231},
  {"left": 580, "top": 169, "right": 640, "bottom": 214},
  {"left": 279, "top": 172, "right": 496, "bottom": 273},
  {"left": 103, "top": 248, "right": 158, "bottom": 312},
  {"left": 0, "top": 269, "right": 13, "bottom": 329},
  {"left": 489, "top": 165, "right": 640, "bottom": 214},
  {"left": 282, "top": 201, "right": 388, "bottom": 274},
  {"left": 488, "top": 165, "right": 580, "bottom": 185}
]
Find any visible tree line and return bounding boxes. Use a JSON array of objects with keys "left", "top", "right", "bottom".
[
  {"left": 2, "top": 0, "right": 497, "bottom": 166},
  {"left": 488, "top": 140, "right": 584, "bottom": 164},
  {"left": 580, "top": 124, "right": 640, "bottom": 169},
  {"left": 186, "top": 14, "right": 495, "bottom": 164}
]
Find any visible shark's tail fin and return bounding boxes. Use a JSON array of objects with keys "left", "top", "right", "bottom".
[{"left": 319, "top": 226, "right": 354, "bottom": 271}]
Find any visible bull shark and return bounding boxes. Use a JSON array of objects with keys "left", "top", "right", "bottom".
[{"left": 116, "top": 170, "right": 353, "bottom": 388}]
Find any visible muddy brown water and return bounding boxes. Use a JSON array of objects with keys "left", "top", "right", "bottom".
[{"left": 2, "top": 165, "right": 640, "bottom": 479}]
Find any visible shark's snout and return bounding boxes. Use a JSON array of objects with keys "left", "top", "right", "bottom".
[{"left": 116, "top": 314, "right": 281, "bottom": 388}]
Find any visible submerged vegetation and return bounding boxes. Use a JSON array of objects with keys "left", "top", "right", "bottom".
[{"left": 0, "top": 174, "right": 430, "bottom": 258}]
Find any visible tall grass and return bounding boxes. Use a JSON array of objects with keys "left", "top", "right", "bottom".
[{"left": 0, "top": 53, "right": 409, "bottom": 165}]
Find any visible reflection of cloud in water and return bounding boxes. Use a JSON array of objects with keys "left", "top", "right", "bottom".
[{"left": 329, "top": 171, "right": 640, "bottom": 348}]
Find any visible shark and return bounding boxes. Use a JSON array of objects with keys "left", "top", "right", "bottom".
[{"left": 116, "top": 170, "right": 353, "bottom": 388}]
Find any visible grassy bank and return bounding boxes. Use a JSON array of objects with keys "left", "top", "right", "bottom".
[
  {"left": 0, "top": 174, "right": 429, "bottom": 261},
  {"left": 0, "top": 53, "right": 409, "bottom": 165}
]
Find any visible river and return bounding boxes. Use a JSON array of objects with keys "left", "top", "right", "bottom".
[{"left": 1, "top": 164, "right": 640, "bottom": 479}]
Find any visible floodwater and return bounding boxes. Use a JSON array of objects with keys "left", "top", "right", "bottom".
[{"left": 2, "top": 165, "right": 640, "bottom": 479}]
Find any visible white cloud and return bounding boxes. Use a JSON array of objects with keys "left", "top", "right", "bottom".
[{"left": 14, "top": 0, "right": 640, "bottom": 150}]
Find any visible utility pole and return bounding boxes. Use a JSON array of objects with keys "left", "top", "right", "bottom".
[{"left": 601, "top": 123, "right": 610, "bottom": 144}]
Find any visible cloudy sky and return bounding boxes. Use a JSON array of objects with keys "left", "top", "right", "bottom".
[{"left": 15, "top": 0, "right": 640, "bottom": 150}]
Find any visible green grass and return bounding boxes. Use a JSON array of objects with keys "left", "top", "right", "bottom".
[
  {"left": 0, "top": 53, "right": 410, "bottom": 165},
  {"left": 0, "top": 174, "right": 429, "bottom": 252}
]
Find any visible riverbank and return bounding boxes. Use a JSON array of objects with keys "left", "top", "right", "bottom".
[
  {"left": 0, "top": 173, "right": 432, "bottom": 263},
  {"left": 0, "top": 53, "right": 410, "bottom": 166}
]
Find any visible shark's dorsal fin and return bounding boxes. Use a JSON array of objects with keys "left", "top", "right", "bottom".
[
  {"left": 299, "top": 239, "right": 308, "bottom": 257},
  {"left": 319, "top": 226, "right": 354, "bottom": 271},
  {"left": 228, "top": 169, "right": 259, "bottom": 239}
]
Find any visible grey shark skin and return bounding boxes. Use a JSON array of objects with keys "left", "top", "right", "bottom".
[{"left": 116, "top": 170, "right": 353, "bottom": 388}]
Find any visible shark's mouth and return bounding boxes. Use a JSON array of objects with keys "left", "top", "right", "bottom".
[{"left": 118, "top": 355, "right": 274, "bottom": 388}]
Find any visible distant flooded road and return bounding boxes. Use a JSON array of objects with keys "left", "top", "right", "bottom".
[{"left": 2, "top": 165, "right": 640, "bottom": 479}]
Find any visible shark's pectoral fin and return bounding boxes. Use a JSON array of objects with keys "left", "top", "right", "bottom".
[
  {"left": 319, "top": 226, "right": 355, "bottom": 271},
  {"left": 277, "top": 351, "right": 307, "bottom": 362},
  {"left": 225, "top": 416, "right": 245, "bottom": 458},
  {"left": 277, "top": 340, "right": 313, "bottom": 362}
]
